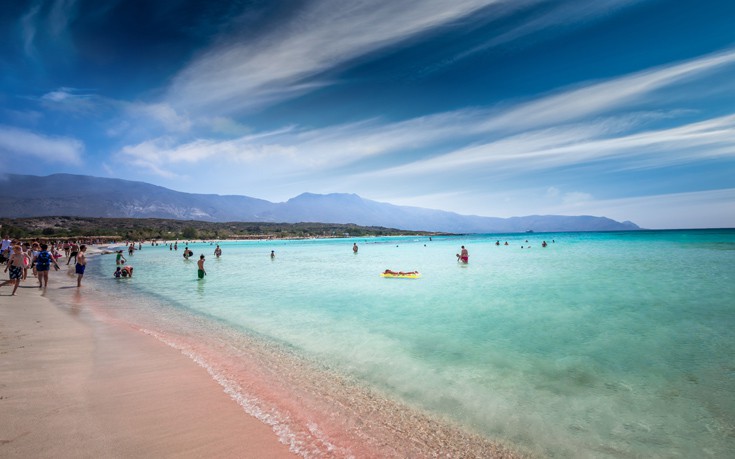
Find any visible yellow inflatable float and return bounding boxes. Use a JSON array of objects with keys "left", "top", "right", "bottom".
[{"left": 381, "top": 270, "right": 421, "bottom": 279}]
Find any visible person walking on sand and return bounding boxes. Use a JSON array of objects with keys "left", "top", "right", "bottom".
[
  {"left": 75, "top": 245, "right": 87, "bottom": 287},
  {"left": 67, "top": 241, "right": 79, "bottom": 265},
  {"left": 1, "top": 235, "right": 11, "bottom": 261},
  {"left": 35, "top": 243, "right": 60, "bottom": 288},
  {"left": 197, "top": 255, "right": 206, "bottom": 279},
  {"left": 1, "top": 245, "right": 25, "bottom": 295}
]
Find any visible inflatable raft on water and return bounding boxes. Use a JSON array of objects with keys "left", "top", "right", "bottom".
[{"left": 380, "top": 271, "right": 421, "bottom": 279}]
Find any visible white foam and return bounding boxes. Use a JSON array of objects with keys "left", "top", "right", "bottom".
[{"left": 139, "top": 328, "right": 354, "bottom": 458}]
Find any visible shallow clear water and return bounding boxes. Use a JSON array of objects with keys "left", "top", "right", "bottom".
[{"left": 83, "top": 230, "right": 735, "bottom": 457}]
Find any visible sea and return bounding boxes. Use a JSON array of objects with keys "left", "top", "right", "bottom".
[{"left": 65, "top": 229, "right": 734, "bottom": 458}]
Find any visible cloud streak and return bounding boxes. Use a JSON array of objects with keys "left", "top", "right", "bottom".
[
  {"left": 167, "top": 1, "right": 656, "bottom": 116},
  {"left": 485, "top": 48, "right": 735, "bottom": 133},
  {"left": 168, "top": 0, "right": 513, "bottom": 114},
  {"left": 0, "top": 125, "right": 83, "bottom": 164},
  {"left": 129, "top": 47, "right": 735, "bottom": 182}
]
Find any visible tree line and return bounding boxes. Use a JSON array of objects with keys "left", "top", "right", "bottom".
[{"left": 1, "top": 216, "right": 442, "bottom": 241}]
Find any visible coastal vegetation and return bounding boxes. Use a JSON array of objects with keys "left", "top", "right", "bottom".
[{"left": 1, "top": 216, "right": 443, "bottom": 241}]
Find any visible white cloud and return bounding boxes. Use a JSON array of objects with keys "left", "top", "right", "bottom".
[
  {"left": 485, "top": 48, "right": 735, "bottom": 132},
  {"left": 456, "top": 0, "right": 645, "bottom": 61},
  {"left": 21, "top": 0, "right": 78, "bottom": 60},
  {"left": 0, "top": 125, "right": 83, "bottom": 164},
  {"left": 118, "top": 127, "right": 300, "bottom": 178},
  {"left": 167, "top": 1, "right": 656, "bottom": 116},
  {"left": 21, "top": 3, "right": 41, "bottom": 58},
  {"left": 39, "top": 87, "right": 101, "bottom": 114},
  {"left": 48, "top": 0, "right": 78, "bottom": 37},
  {"left": 119, "top": 45, "right": 735, "bottom": 213},
  {"left": 127, "top": 103, "right": 193, "bottom": 133},
  {"left": 168, "top": 0, "right": 509, "bottom": 114},
  {"left": 42, "top": 87, "right": 77, "bottom": 102},
  {"left": 207, "top": 116, "right": 252, "bottom": 136}
]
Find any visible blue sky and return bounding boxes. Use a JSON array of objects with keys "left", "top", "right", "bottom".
[{"left": 1, "top": 0, "right": 734, "bottom": 229}]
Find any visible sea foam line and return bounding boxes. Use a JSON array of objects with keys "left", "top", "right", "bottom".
[{"left": 139, "top": 328, "right": 353, "bottom": 459}]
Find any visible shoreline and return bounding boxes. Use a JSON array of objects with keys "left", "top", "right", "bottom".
[
  {"left": 0, "top": 270, "right": 297, "bottom": 458},
  {"left": 1, "top": 247, "right": 528, "bottom": 458}
]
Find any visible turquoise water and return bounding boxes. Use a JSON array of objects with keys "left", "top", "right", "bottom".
[{"left": 83, "top": 230, "right": 735, "bottom": 457}]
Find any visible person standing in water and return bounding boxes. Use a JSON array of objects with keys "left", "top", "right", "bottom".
[
  {"left": 197, "top": 255, "right": 206, "bottom": 279},
  {"left": 353, "top": 243, "right": 358, "bottom": 253},
  {"left": 214, "top": 245, "right": 222, "bottom": 258},
  {"left": 458, "top": 245, "right": 469, "bottom": 264},
  {"left": 75, "top": 245, "right": 87, "bottom": 287}
]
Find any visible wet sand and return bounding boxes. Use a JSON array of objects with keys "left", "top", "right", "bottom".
[{"left": 0, "top": 277, "right": 297, "bottom": 458}]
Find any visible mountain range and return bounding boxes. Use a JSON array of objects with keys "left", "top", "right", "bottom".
[{"left": 0, "top": 174, "right": 640, "bottom": 233}]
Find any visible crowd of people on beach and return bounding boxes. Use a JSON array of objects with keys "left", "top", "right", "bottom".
[{"left": 0, "top": 234, "right": 91, "bottom": 295}]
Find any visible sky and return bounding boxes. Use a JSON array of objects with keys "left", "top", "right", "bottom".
[{"left": 1, "top": 0, "right": 734, "bottom": 229}]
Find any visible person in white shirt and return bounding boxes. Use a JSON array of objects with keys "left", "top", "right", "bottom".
[{"left": 1, "top": 235, "right": 11, "bottom": 252}]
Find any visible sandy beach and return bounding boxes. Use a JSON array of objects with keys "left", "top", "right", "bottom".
[{"left": 0, "top": 270, "right": 297, "bottom": 458}]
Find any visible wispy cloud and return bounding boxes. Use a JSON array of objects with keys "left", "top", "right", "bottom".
[
  {"left": 129, "top": 47, "right": 735, "bottom": 181},
  {"left": 167, "top": 1, "right": 658, "bottom": 116},
  {"left": 455, "top": 0, "right": 646, "bottom": 62},
  {"left": 126, "top": 103, "right": 193, "bottom": 133},
  {"left": 168, "top": 0, "right": 510, "bottom": 114},
  {"left": 48, "top": 0, "right": 79, "bottom": 37},
  {"left": 20, "top": 0, "right": 78, "bottom": 60},
  {"left": 485, "top": 48, "right": 735, "bottom": 132},
  {"left": 119, "top": 126, "right": 298, "bottom": 177},
  {"left": 38, "top": 87, "right": 102, "bottom": 114},
  {"left": 369, "top": 113, "right": 735, "bottom": 179},
  {"left": 21, "top": 2, "right": 42, "bottom": 58},
  {"left": 0, "top": 125, "right": 83, "bottom": 164}
]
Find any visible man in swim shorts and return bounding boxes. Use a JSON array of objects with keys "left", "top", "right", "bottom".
[
  {"left": 197, "top": 255, "right": 206, "bottom": 279},
  {"left": 67, "top": 242, "right": 79, "bottom": 265},
  {"left": 75, "top": 245, "right": 87, "bottom": 287}
]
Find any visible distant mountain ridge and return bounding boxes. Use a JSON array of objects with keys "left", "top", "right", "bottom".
[{"left": 0, "top": 174, "right": 640, "bottom": 233}]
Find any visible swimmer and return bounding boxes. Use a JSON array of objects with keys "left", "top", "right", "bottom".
[{"left": 197, "top": 255, "right": 206, "bottom": 279}]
